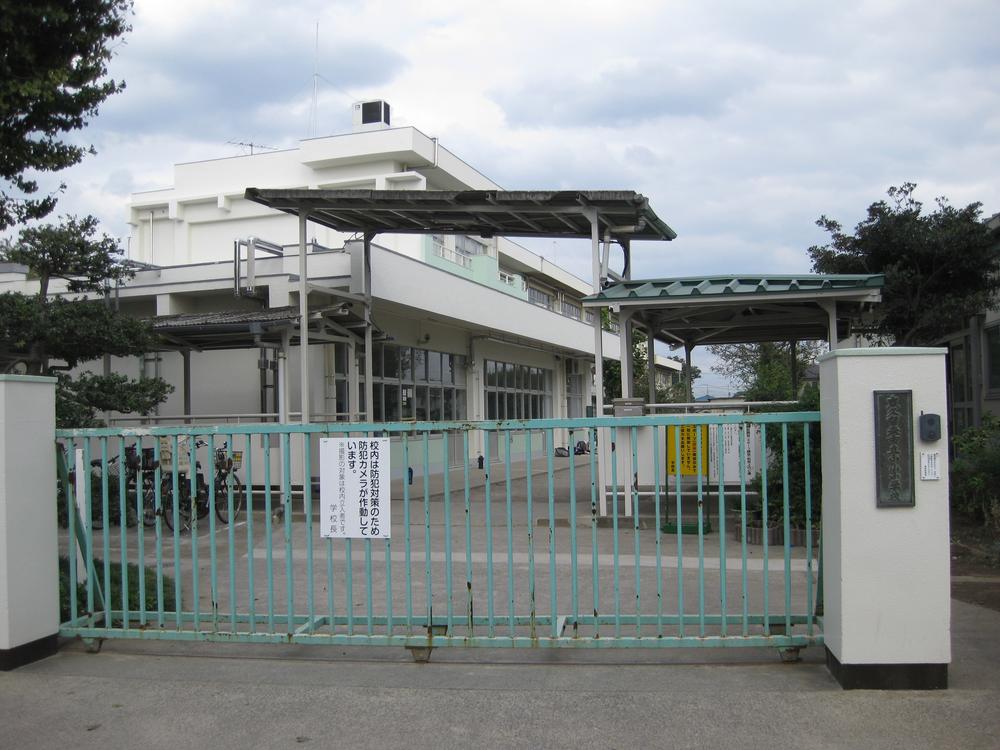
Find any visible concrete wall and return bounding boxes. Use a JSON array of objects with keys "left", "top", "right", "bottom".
[
  {"left": 0, "top": 376, "right": 58, "bottom": 668},
  {"left": 819, "top": 348, "right": 950, "bottom": 688}
]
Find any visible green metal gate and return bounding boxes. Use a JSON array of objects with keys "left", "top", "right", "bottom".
[{"left": 56, "top": 413, "right": 822, "bottom": 656}]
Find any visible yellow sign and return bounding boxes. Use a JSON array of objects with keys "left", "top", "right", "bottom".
[{"left": 667, "top": 425, "right": 709, "bottom": 476}]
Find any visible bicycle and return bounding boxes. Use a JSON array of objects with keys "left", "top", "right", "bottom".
[
  {"left": 68, "top": 444, "right": 153, "bottom": 529},
  {"left": 149, "top": 439, "right": 244, "bottom": 532}
]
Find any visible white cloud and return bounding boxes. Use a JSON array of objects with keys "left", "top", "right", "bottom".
[{"left": 12, "top": 0, "right": 1000, "bottom": 386}]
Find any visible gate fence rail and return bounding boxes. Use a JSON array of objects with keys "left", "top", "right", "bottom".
[{"left": 55, "top": 412, "right": 822, "bottom": 654}]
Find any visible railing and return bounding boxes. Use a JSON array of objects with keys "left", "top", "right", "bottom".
[
  {"left": 431, "top": 240, "right": 472, "bottom": 269},
  {"left": 108, "top": 412, "right": 358, "bottom": 426},
  {"left": 635, "top": 401, "right": 800, "bottom": 415},
  {"left": 55, "top": 412, "right": 822, "bottom": 657}
]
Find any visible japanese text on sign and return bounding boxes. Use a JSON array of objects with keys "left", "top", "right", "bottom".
[
  {"left": 667, "top": 425, "right": 709, "bottom": 476},
  {"left": 319, "top": 437, "right": 391, "bottom": 538}
]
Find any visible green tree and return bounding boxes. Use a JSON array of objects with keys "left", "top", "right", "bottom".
[
  {"left": 808, "top": 183, "right": 1000, "bottom": 345},
  {"left": 709, "top": 341, "right": 825, "bottom": 401},
  {"left": 602, "top": 320, "right": 700, "bottom": 403},
  {"left": 0, "top": 215, "right": 171, "bottom": 426},
  {"left": 0, "top": 0, "right": 133, "bottom": 229},
  {"left": 660, "top": 355, "right": 701, "bottom": 403}
]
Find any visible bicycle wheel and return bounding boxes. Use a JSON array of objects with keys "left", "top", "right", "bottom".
[
  {"left": 162, "top": 480, "right": 192, "bottom": 532},
  {"left": 141, "top": 482, "right": 157, "bottom": 527},
  {"left": 215, "top": 474, "right": 245, "bottom": 524}
]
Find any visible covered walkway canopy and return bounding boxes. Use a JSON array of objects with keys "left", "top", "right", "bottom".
[
  {"left": 150, "top": 305, "right": 380, "bottom": 422},
  {"left": 583, "top": 274, "right": 884, "bottom": 402},
  {"left": 244, "top": 188, "right": 678, "bottom": 421}
]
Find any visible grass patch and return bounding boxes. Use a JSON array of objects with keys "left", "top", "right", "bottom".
[{"left": 59, "top": 555, "right": 177, "bottom": 624}]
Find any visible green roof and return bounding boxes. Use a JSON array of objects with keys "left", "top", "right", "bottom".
[
  {"left": 584, "top": 274, "right": 883, "bottom": 303},
  {"left": 583, "top": 274, "right": 884, "bottom": 346}
]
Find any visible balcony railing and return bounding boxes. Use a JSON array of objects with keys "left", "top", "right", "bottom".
[{"left": 431, "top": 241, "right": 472, "bottom": 269}]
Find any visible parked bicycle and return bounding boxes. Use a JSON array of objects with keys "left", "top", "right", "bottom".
[
  {"left": 146, "top": 439, "right": 244, "bottom": 532},
  {"left": 67, "top": 444, "right": 155, "bottom": 529}
]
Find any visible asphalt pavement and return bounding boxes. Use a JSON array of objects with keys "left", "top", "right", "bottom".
[{"left": 1, "top": 596, "right": 998, "bottom": 750}]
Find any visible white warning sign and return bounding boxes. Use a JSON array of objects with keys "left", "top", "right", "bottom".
[{"left": 320, "top": 437, "right": 390, "bottom": 539}]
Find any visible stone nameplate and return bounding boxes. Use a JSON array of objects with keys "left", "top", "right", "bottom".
[{"left": 873, "top": 390, "right": 915, "bottom": 507}]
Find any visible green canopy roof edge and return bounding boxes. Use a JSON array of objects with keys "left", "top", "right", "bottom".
[{"left": 583, "top": 273, "right": 884, "bottom": 304}]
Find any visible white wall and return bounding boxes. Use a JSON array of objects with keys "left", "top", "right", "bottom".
[
  {"left": 0, "top": 376, "right": 58, "bottom": 653},
  {"left": 820, "top": 348, "right": 950, "bottom": 667}
]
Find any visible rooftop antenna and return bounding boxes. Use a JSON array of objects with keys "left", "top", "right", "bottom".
[
  {"left": 308, "top": 21, "right": 319, "bottom": 137},
  {"left": 226, "top": 140, "right": 277, "bottom": 155}
]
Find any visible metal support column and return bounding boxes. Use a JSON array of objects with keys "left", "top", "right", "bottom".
[
  {"left": 363, "top": 232, "right": 375, "bottom": 421},
  {"left": 647, "top": 326, "right": 657, "bottom": 406},
  {"left": 182, "top": 349, "right": 192, "bottom": 424},
  {"left": 620, "top": 310, "right": 634, "bottom": 399},
  {"left": 278, "top": 330, "right": 291, "bottom": 423},
  {"left": 789, "top": 340, "right": 799, "bottom": 397},
  {"left": 347, "top": 339, "right": 359, "bottom": 422},
  {"left": 587, "top": 208, "right": 604, "bottom": 415},
  {"left": 970, "top": 314, "right": 984, "bottom": 428},
  {"left": 298, "top": 212, "right": 310, "bottom": 423},
  {"left": 823, "top": 301, "right": 838, "bottom": 352},
  {"left": 684, "top": 343, "right": 694, "bottom": 403}
]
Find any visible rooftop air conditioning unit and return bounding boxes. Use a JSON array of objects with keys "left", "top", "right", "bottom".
[{"left": 352, "top": 100, "right": 391, "bottom": 132}]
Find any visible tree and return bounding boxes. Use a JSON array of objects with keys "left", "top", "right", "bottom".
[
  {"left": 0, "top": 215, "right": 171, "bottom": 426},
  {"left": 808, "top": 183, "right": 1000, "bottom": 346},
  {"left": 661, "top": 355, "right": 701, "bottom": 403},
  {"left": 602, "top": 319, "right": 700, "bottom": 403},
  {"left": 709, "top": 341, "right": 825, "bottom": 401},
  {"left": 0, "top": 0, "right": 133, "bottom": 229}
]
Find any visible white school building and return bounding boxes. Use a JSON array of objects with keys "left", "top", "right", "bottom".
[{"left": 1, "top": 102, "right": 682, "bottom": 468}]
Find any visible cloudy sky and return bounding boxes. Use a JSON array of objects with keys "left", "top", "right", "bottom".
[{"left": 32, "top": 0, "right": 1000, "bottom": 393}]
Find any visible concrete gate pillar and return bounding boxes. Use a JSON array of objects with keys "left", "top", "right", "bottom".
[
  {"left": 818, "top": 348, "right": 950, "bottom": 689},
  {"left": 0, "top": 375, "right": 59, "bottom": 670}
]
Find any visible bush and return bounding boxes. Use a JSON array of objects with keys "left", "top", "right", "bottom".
[
  {"left": 58, "top": 556, "right": 177, "bottom": 624},
  {"left": 749, "top": 385, "right": 823, "bottom": 529},
  {"left": 951, "top": 415, "right": 1000, "bottom": 532},
  {"left": 57, "top": 472, "right": 137, "bottom": 529}
]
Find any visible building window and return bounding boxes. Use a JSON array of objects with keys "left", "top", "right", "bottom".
[
  {"left": 456, "top": 235, "right": 489, "bottom": 257},
  {"left": 484, "top": 359, "right": 552, "bottom": 420},
  {"left": 430, "top": 235, "right": 471, "bottom": 268},
  {"left": 324, "top": 344, "right": 350, "bottom": 420},
  {"left": 361, "top": 343, "right": 466, "bottom": 422},
  {"left": 561, "top": 299, "right": 581, "bottom": 320},
  {"left": 585, "top": 309, "right": 596, "bottom": 325},
  {"left": 566, "top": 360, "right": 585, "bottom": 418},
  {"left": 528, "top": 287, "right": 553, "bottom": 310},
  {"left": 987, "top": 325, "right": 1000, "bottom": 395}
]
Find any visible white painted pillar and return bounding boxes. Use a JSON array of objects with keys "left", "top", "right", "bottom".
[
  {"left": 363, "top": 233, "right": 374, "bottom": 422},
  {"left": 819, "top": 348, "right": 950, "bottom": 689},
  {"left": 646, "top": 328, "right": 657, "bottom": 407},
  {"left": 588, "top": 209, "right": 604, "bottom": 416},
  {"left": 823, "top": 300, "right": 838, "bottom": 351},
  {"left": 0, "top": 376, "right": 59, "bottom": 669},
  {"left": 298, "top": 211, "right": 310, "bottom": 424},
  {"left": 620, "top": 310, "right": 634, "bottom": 399}
]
